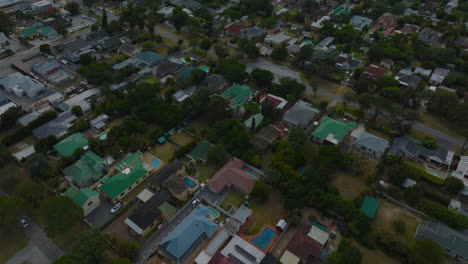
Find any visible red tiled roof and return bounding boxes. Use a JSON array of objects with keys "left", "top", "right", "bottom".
[
  {"left": 207, "top": 158, "right": 258, "bottom": 195},
  {"left": 364, "top": 65, "right": 387, "bottom": 79},
  {"left": 225, "top": 24, "right": 247, "bottom": 35},
  {"left": 285, "top": 221, "right": 323, "bottom": 263},
  {"left": 259, "top": 93, "right": 288, "bottom": 110}
]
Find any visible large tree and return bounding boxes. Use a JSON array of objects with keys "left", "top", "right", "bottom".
[
  {"left": 172, "top": 7, "right": 189, "bottom": 32},
  {"left": 271, "top": 43, "right": 287, "bottom": 61},
  {"left": 65, "top": 2, "right": 80, "bottom": 15},
  {"left": 39, "top": 197, "right": 82, "bottom": 236},
  {"left": 251, "top": 68, "right": 273, "bottom": 88},
  {"left": 0, "top": 11, "right": 13, "bottom": 33},
  {"left": 0, "top": 195, "right": 28, "bottom": 234},
  {"left": 411, "top": 238, "right": 444, "bottom": 264},
  {"left": 218, "top": 58, "right": 246, "bottom": 83},
  {"left": 72, "top": 231, "right": 109, "bottom": 264}
]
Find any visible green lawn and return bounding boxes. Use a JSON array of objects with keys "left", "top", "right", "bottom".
[
  {"left": 197, "top": 162, "right": 220, "bottom": 183},
  {"left": 150, "top": 142, "right": 177, "bottom": 163},
  {"left": 243, "top": 190, "right": 288, "bottom": 236},
  {"left": 0, "top": 230, "right": 28, "bottom": 264},
  {"left": 53, "top": 221, "right": 89, "bottom": 249},
  {"left": 221, "top": 191, "right": 245, "bottom": 210},
  {"left": 331, "top": 171, "right": 367, "bottom": 200},
  {"left": 169, "top": 132, "right": 194, "bottom": 147}
]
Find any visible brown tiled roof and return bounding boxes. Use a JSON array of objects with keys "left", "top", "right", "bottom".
[
  {"left": 285, "top": 221, "right": 323, "bottom": 263},
  {"left": 207, "top": 158, "right": 258, "bottom": 195},
  {"left": 208, "top": 252, "right": 233, "bottom": 264}
]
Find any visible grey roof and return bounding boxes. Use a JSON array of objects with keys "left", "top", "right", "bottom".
[
  {"left": 316, "top": 36, "right": 334, "bottom": 49},
  {"left": 389, "top": 136, "right": 452, "bottom": 165},
  {"left": 395, "top": 69, "right": 422, "bottom": 89},
  {"left": 350, "top": 15, "right": 373, "bottom": 29},
  {"left": 170, "top": 0, "right": 201, "bottom": 9},
  {"left": 402, "top": 178, "right": 417, "bottom": 188},
  {"left": 151, "top": 160, "right": 185, "bottom": 186},
  {"left": 126, "top": 189, "right": 170, "bottom": 232},
  {"left": 86, "top": 29, "right": 108, "bottom": 42},
  {"left": 0, "top": 32, "right": 7, "bottom": 44},
  {"left": 0, "top": 93, "right": 9, "bottom": 105},
  {"left": 18, "top": 111, "right": 40, "bottom": 127},
  {"left": 240, "top": 26, "right": 266, "bottom": 40},
  {"left": 417, "top": 28, "right": 443, "bottom": 47},
  {"left": 416, "top": 221, "right": 468, "bottom": 259},
  {"left": 32, "top": 111, "right": 77, "bottom": 139},
  {"left": 90, "top": 114, "right": 109, "bottom": 129},
  {"left": 100, "top": 36, "right": 121, "bottom": 50},
  {"left": 0, "top": 72, "right": 46, "bottom": 97},
  {"left": 355, "top": 131, "right": 389, "bottom": 154},
  {"left": 232, "top": 205, "right": 251, "bottom": 223},
  {"left": 250, "top": 124, "right": 281, "bottom": 151},
  {"left": 202, "top": 74, "right": 227, "bottom": 92},
  {"left": 53, "top": 39, "right": 90, "bottom": 55},
  {"left": 155, "top": 60, "right": 182, "bottom": 77},
  {"left": 204, "top": 229, "right": 230, "bottom": 256},
  {"left": 282, "top": 100, "right": 320, "bottom": 127}
]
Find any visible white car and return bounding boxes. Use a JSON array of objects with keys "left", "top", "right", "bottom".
[
  {"left": 110, "top": 202, "right": 122, "bottom": 214},
  {"left": 20, "top": 218, "right": 28, "bottom": 228}
]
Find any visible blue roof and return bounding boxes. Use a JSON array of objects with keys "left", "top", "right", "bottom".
[
  {"left": 355, "top": 132, "right": 389, "bottom": 154},
  {"left": 159, "top": 205, "right": 217, "bottom": 262}
]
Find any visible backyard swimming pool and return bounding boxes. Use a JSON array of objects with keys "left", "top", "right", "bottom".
[
  {"left": 251, "top": 227, "right": 276, "bottom": 250},
  {"left": 183, "top": 177, "right": 196, "bottom": 188},
  {"left": 151, "top": 158, "right": 161, "bottom": 169},
  {"left": 208, "top": 206, "right": 220, "bottom": 218},
  {"left": 98, "top": 131, "right": 108, "bottom": 140}
]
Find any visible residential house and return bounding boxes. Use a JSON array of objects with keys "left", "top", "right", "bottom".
[
  {"left": 430, "top": 68, "right": 450, "bottom": 85},
  {"left": 285, "top": 221, "right": 327, "bottom": 263},
  {"left": 414, "top": 67, "right": 432, "bottom": 79},
  {"left": 240, "top": 26, "right": 266, "bottom": 40},
  {"left": 224, "top": 205, "right": 251, "bottom": 234},
  {"left": 280, "top": 251, "right": 301, "bottom": 264},
  {"left": 394, "top": 69, "right": 422, "bottom": 89},
  {"left": 389, "top": 136, "right": 454, "bottom": 168},
  {"left": 182, "top": 140, "right": 212, "bottom": 167},
  {"left": 98, "top": 36, "right": 121, "bottom": 52},
  {"left": 221, "top": 235, "right": 266, "bottom": 263},
  {"left": 363, "top": 65, "right": 387, "bottom": 80},
  {"left": 64, "top": 186, "right": 100, "bottom": 216},
  {"left": 225, "top": 24, "right": 247, "bottom": 36},
  {"left": 124, "top": 189, "right": 175, "bottom": 236},
  {"left": 99, "top": 151, "right": 150, "bottom": 203},
  {"left": 32, "top": 110, "right": 77, "bottom": 139},
  {"left": 350, "top": 15, "right": 373, "bottom": 30},
  {"left": 310, "top": 116, "right": 357, "bottom": 145},
  {"left": 53, "top": 132, "right": 89, "bottom": 157},
  {"left": 0, "top": 102, "right": 16, "bottom": 116},
  {"left": 58, "top": 88, "right": 100, "bottom": 112},
  {"left": 350, "top": 125, "right": 389, "bottom": 159},
  {"left": 207, "top": 157, "right": 260, "bottom": 195},
  {"left": 452, "top": 156, "right": 468, "bottom": 187},
  {"left": 417, "top": 28, "right": 443, "bottom": 47},
  {"left": 12, "top": 145, "right": 35, "bottom": 164},
  {"left": 393, "top": 24, "right": 420, "bottom": 35},
  {"left": 159, "top": 205, "right": 218, "bottom": 264},
  {"left": 20, "top": 26, "right": 57, "bottom": 39},
  {"left": 150, "top": 159, "right": 195, "bottom": 200},
  {"left": 244, "top": 113, "right": 263, "bottom": 131},
  {"left": 31, "top": 0, "right": 52, "bottom": 12},
  {"left": 220, "top": 84, "right": 253, "bottom": 112},
  {"left": 173, "top": 86, "right": 196, "bottom": 103},
  {"left": 455, "top": 36, "right": 468, "bottom": 50},
  {"left": 250, "top": 124, "right": 281, "bottom": 151},
  {"left": 113, "top": 51, "right": 164, "bottom": 70},
  {"left": 0, "top": 72, "right": 47, "bottom": 98},
  {"left": 264, "top": 28, "right": 292, "bottom": 46},
  {"left": 170, "top": 0, "right": 201, "bottom": 10},
  {"left": 86, "top": 29, "right": 108, "bottom": 43},
  {"left": 154, "top": 59, "right": 183, "bottom": 79},
  {"left": 90, "top": 114, "right": 109, "bottom": 132},
  {"left": 118, "top": 43, "right": 142, "bottom": 57},
  {"left": 380, "top": 58, "right": 394, "bottom": 69},
  {"left": 0, "top": 32, "right": 8, "bottom": 48},
  {"left": 371, "top": 13, "right": 395, "bottom": 37},
  {"left": 282, "top": 100, "right": 320, "bottom": 129},
  {"left": 415, "top": 221, "right": 468, "bottom": 262},
  {"left": 64, "top": 151, "right": 105, "bottom": 187},
  {"left": 150, "top": 160, "right": 186, "bottom": 189},
  {"left": 32, "top": 60, "right": 76, "bottom": 86},
  {"left": 335, "top": 54, "right": 361, "bottom": 71},
  {"left": 201, "top": 74, "right": 227, "bottom": 92},
  {"left": 194, "top": 229, "right": 230, "bottom": 264},
  {"left": 259, "top": 93, "right": 288, "bottom": 110},
  {"left": 360, "top": 195, "right": 380, "bottom": 218}
]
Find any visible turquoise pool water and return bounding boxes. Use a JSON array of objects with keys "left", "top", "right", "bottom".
[
  {"left": 208, "top": 206, "right": 220, "bottom": 218},
  {"left": 151, "top": 158, "right": 161, "bottom": 169},
  {"left": 199, "top": 66, "right": 210, "bottom": 72},
  {"left": 431, "top": 171, "right": 442, "bottom": 178},
  {"left": 183, "top": 177, "right": 196, "bottom": 188},
  {"left": 251, "top": 227, "right": 276, "bottom": 250},
  {"left": 244, "top": 170, "right": 259, "bottom": 179},
  {"left": 98, "top": 132, "right": 108, "bottom": 140}
]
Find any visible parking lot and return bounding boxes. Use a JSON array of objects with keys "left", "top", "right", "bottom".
[{"left": 67, "top": 15, "right": 97, "bottom": 34}]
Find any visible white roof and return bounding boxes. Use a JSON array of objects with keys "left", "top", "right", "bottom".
[
  {"left": 280, "top": 250, "right": 300, "bottom": 264},
  {"left": 0, "top": 102, "right": 17, "bottom": 116},
  {"left": 195, "top": 251, "right": 212, "bottom": 264},
  {"left": 307, "top": 225, "right": 329, "bottom": 246},
  {"left": 457, "top": 156, "right": 468, "bottom": 173},
  {"left": 221, "top": 235, "right": 265, "bottom": 263},
  {"left": 13, "top": 145, "right": 35, "bottom": 161},
  {"left": 63, "top": 88, "right": 100, "bottom": 106},
  {"left": 276, "top": 219, "right": 287, "bottom": 230},
  {"left": 137, "top": 188, "right": 154, "bottom": 203},
  {"left": 124, "top": 218, "right": 144, "bottom": 235}
]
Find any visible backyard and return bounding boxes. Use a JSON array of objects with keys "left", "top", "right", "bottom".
[
  {"left": 185, "top": 119, "right": 209, "bottom": 137},
  {"left": 243, "top": 189, "right": 288, "bottom": 236},
  {"left": 353, "top": 241, "right": 400, "bottom": 264},
  {"left": 221, "top": 191, "right": 245, "bottom": 211},
  {"left": 150, "top": 142, "right": 177, "bottom": 163},
  {"left": 169, "top": 132, "right": 194, "bottom": 147},
  {"left": 197, "top": 161, "right": 220, "bottom": 183},
  {"left": 331, "top": 171, "right": 367, "bottom": 200}
]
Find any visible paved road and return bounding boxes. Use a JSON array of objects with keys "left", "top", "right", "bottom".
[
  {"left": 245, "top": 58, "right": 465, "bottom": 149},
  {"left": 5, "top": 241, "right": 51, "bottom": 264},
  {"left": 21, "top": 216, "right": 64, "bottom": 261}
]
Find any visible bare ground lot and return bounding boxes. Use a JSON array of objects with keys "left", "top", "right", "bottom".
[{"left": 331, "top": 171, "right": 367, "bottom": 200}]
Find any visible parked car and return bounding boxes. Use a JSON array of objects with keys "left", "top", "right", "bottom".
[
  {"left": 110, "top": 202, "right": 122, "bottom": 214},
  {"left": 20, "top": 218, "right": 28, "bottom": 228}
]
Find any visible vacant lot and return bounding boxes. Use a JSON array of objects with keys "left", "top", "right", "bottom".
[
  {"left": 353, "top": 241, "right": 400, "bottom": 264},
  {"left": 185, "top": 119, "right": 209, "bottom": 137},
  {"left": 331, "top": 171, "right": 367, "bottom": 200},
  {"left": 244, "top": 189, "right": 288, "bottom": 236},
  {"left": 169, "top": 132, "right": 194, "bottom": 147},
  {"left": 151, "top": 142, "right": 177, "bottom": 163},
  {"left": 373, "top": 199, "right": 421, "bottom": 244}
]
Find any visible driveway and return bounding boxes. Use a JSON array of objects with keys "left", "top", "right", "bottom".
[
  {"left": 102, "top": 202, "right": 140, "bottom": 242},
  {"left": 86, "top": 199, "right": 114, "bottom": 229},
  {"left": 22, "top": 216, "right": 64, "bottom": 261},
  {"left": 5, "top": 242, "right": 51, "bottom": 264}
]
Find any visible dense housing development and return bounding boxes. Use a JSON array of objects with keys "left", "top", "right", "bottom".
[{"left": 0, "top": 0, "right": 468, "bottom": 264}]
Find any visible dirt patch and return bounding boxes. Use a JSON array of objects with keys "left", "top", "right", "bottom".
[
  {"left": 169, "top": 132, "right": 194, "bottom": 147},
  {"left": 331, "top": 171, "right": 367, "bottom": 200},
  {"left": 150, "top": 142, "right": 177, "bottom": 163},
  {"left": 353, "top": 241, "right": 400, "bottom": 264}
]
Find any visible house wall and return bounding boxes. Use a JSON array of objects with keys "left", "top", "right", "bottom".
[{"left": 82, "top": 195, "right": 100, "bottom": 216}]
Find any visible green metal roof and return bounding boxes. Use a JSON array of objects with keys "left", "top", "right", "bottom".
[
  {"left": 99, "top": 158, "right": 148, "bottom": 199},
  {"left": 311, "top": 116, "right": 356, "bottom": 142},
  {"left": 64, "top": 151, "right": 104, "bottom": 187},
  {"left": 186, "top": 140, "right": 212, "bottom": 162},
  {"left": 360, "top": 195, "right": 380, "bottom": 219},
  {"left": 20, "top": 27, "right": 39, "bottom": 37},
  {"left": 159, "top": 202, "right": 176, "bottom": 218},
  {"left": 220, "top": 84, "right": 253, "bottom": 110},
  {"left": 53, "top": 133, "right": 89, "bottom": 157},
  {"left": 332, "top": 7, "right": 351, "bottom": 15},
  {"left": 115, "top": 151, "right": 143, "bottom": 171},
  {"left": 64, "top": 186, "right": 98, "bottom": 207}
]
